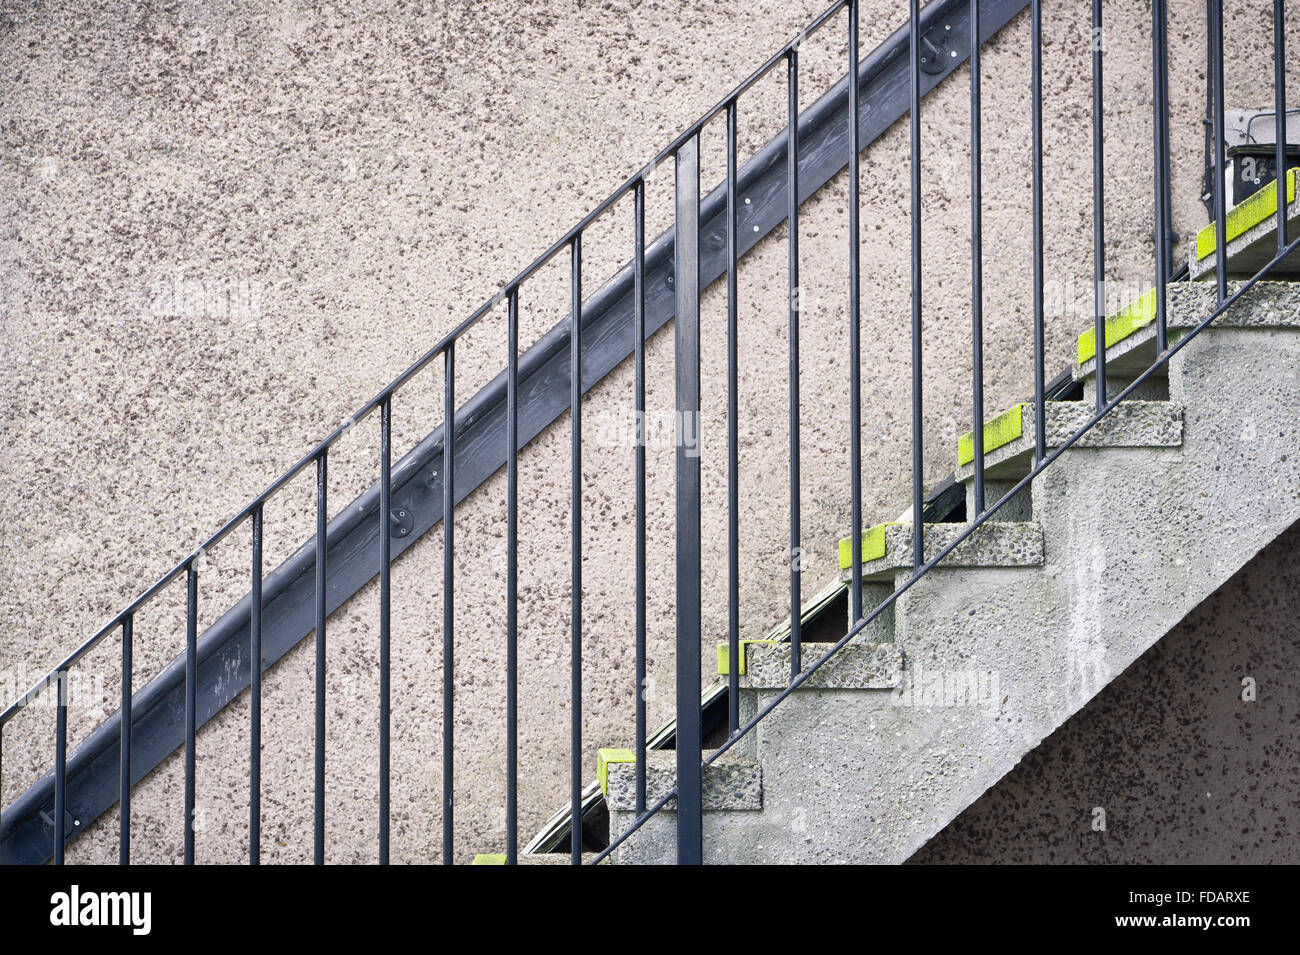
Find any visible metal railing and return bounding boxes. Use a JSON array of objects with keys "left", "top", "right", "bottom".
[{"left": 1, "top": 0, "right": 1294, "bottom": 866}]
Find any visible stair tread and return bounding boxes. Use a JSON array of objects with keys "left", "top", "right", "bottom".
[
  {"left": 718, "top": 639, "right": 903, "bottom": 691},
  {"left": 837, "top": 521, "right": 1043, "bottom": 580},
  {"left": 602, "top": 750, "right": 762, "bottom": 813},
  {"left": 954, "top": 400, "right": 1183, "bottom": 479},
  {"left": 1075, "top": 280, "right": 1300, "bottom": 378}
]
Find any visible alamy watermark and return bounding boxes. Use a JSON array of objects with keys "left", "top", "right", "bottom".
[
  {"left": 1044, "top": 278, "right": 1150, "bottom": 322},
  {"left": 594, "top": 409, "right": 701, "bottom": 457},
  {"left": 0, "top": 666, "right": 107, "bottom": 714},
  {"left": 893, "top": 658, "right": 1001, "bottom": 711},
  {"left": 149, "top": 272, "right": 262, "bottom": 324}
]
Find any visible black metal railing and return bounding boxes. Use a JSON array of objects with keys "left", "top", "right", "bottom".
[{"left": 1, "top": 0, "right": 1294, "bottom": 866}]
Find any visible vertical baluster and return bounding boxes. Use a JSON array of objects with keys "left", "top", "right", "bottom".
[
  {"left": 848, "top": 1, "right": 863, "bottom": 621},
  {"left": 970, "top": 0, "right": 985, "bottom": 515},
  {"left": 674, "top": 135, "right": 703, "bottom": 866},
  {"left": 380, "top": 395, "right": 393, "bottom": 864},
  {"left": 120, "top": 614, "right": 133, "bottom": 865},
  {"left": 1276, "top": 0, "right": 1289, "bottom": 252},
  {"left": 788, "top": 46, "right": 802, "bottom": 678},
  {"left": 314, "top": 451, "right": 327, "bottom": 865},
  {"left": 910, "top": 0, "right": 924, "bottom": 566},
  {"left": 54, "top": 668, "right": 67, "bottom": 865},
  {"left": 443, "top": 352, "right": 455, "bottom": 866},
  {"left": 570, "top": 236, "right": 583, "bottom": 866},
  {"left": 726, "top": 100, "right": 741, "bottom": 734},
  {"left": 1092, "top": 0, "right": 1108, "bottom": 409},
  {"left": 1158, "top": 14, "right": 1174, "bottom": 283},
  {"left": 184, "top": 563, "right": 197, "bottom": 865},
  {"left": 506, "top": 290, "right": 520, "bottom": 864},
  {"left": 1210, "top": 0, "right": 1228, "bottom": 303},
  {"left": 634, "top": 181, "right": 649, "bottom": 810},
  {"left": 250, "top": 505, "right": 262, "bottom": 866},
  {"left": 1031, "top": 0, "right": 1046, "bottom": 463},
  {"left": 1153, "top": 0, "right": 1170, "bottom": 354}
]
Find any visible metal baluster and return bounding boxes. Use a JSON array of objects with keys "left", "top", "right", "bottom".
[
  {"left": 1211, "top": 0, "right": 1228, "bottom": 303},
  {"left": 848, "top": 0, "right": 863, "bottom": 621},
  {"left": 634, "top": 180, "right": 649, "bottom": 808},
  {"left": 570, "top": 236, "right": 583, "bottom": 866},
  {"left": 184, "top": 563, "right": 197, "bottom": 865},
  {"left": 788, "top": 46, "right": 802, "bottom": 678},
  {"left": 506, "top": 289, "right": 520, "bottom": 865},
  {"left": 250, "top": 505, "right": 262, "bottom": 865},
  {"left": 1032, "top": 0, "right": 1046, "bottom": 462},
  {"left": 442, "top": 352, "right": 454, "bottom": 866},
  {"left": 120, "top": 614, "right": 133, "bottom": 865},
  {"left": 1276, "top": 0, "right": 1289, "bottom": 252},
  {"left": 315, "top": 451, "right": 327, "bottom": 865},
  {"left": 1153, "top": 0, "right": 1170, "bottom": 354},
  {"left": 726, "top": 99, "right": 741, "bottom": 734},
  {"left": 381, "top": 395, "right": 393, "bottom": 864},
  {"left": 970, "top": 0, "right": 985, "bottom": 515},
  {"left": 674, "top": 136, "right": 703, "bottom": 866},
  {"left": 910, "top": 0, "right": 924, "bottom": 566},
  {"left": 54, "top": 668, "right": 67, "bottom": 865},
  {"left": 1092, "top": 0, "right": 1108, "bottom": 409}
]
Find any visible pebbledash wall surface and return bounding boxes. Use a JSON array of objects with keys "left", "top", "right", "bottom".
[{"left": 1, "top": 0, "right": 1296, "bottom": 863}]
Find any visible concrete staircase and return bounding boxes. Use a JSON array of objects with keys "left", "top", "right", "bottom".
[{"left": 589, "top": 278, "right": 1300, "bottom": 863}]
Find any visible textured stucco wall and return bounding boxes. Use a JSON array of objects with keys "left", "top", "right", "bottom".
[
  {"left": 908, "top": 517, "right": 1300, "bottom": 864},
  {"left": 1, "top": 0, "right": 1296, "bottom": 862}
]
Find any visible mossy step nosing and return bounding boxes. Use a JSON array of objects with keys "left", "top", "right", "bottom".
[
  {"left": 1195, "top": 168, "right": 1297, "bottom": 261},
  {"left": 837, "top": 521, "right": 1044, "bottom": 578}
]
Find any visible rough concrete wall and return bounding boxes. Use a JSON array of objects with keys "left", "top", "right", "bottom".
[
  {"left": 1, "top": 1, "right": 1295, "bottom": 862},
  {"left": 908, "top": 517, "right": 1300, "bottom": 865}
]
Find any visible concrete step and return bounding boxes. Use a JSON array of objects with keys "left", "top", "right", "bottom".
[
  {"left": 599, "top": 749, "right": 762, "bottom": 812},
  {"left": 837, "top": 521, "right": 1043, "bottom": 582},
  {"left": 953, "top": 400, "right": 1184, "bottom": 486},
  {"left": 716, "top": 640, "right": 903, "bottom": 690},
  {"left": 1073, "top": 280, "right": 1300, "bottom": 388},
  {"left": 472, "top": 852, "right": 607, "bottom": 865},
  {"left": 1188, "top": 169, "right": 1299, "bottom": 281}
]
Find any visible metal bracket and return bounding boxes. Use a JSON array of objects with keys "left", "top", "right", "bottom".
[
  {"left": 920, "top": 23, "right": 957, "bottom": 75},
  {"left": 389, "top": 507, "right": 413, "bottom": 539}
]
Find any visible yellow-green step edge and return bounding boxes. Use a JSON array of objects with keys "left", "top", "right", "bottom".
[
  {"left": 836, "top": 521, "right": 899, "bottom": 571},
  {"left": 1195, "top": 167, "right": 1297, "bottom": 261},
  {"left": 956, "top": 403, "right": 1027, "bottom": 467},
  {"left": 596, "top": 747, "right": 634, "bottom": 796},
  {"left": 1076, "top": 288, "right": 1158, "bottom": 365},
  {"left": 472, "top": 854, "right": 507, "bottom": 865},
  {"left": 716, "top": 639, "right": 782, "bottom": 676}
]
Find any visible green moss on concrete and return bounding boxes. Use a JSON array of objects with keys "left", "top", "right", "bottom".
[
  {"left": 1075, "top": 288, "right": 1158, "bottom": 365},
  {"left": 597, "top": 748, "right": 635, "bottom": 795},
  {"left": 1196, "top": 168, "right": 1297, "bottom": 260},
  {"left": 837, "top": 522, "right": 897, "bottom": 570},
  {"left": 957, "top": 404, "right": 1027, "bottom": 467},
  {"left": 716, "top": 639, "right": 781, "bottom": 676}
]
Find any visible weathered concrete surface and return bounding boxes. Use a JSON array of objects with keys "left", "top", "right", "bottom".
[
  {"left": 909, "top": 516, "right": 1300, "bottom": 864},
  {"left": 612, "top": 314, "right": 1300, "bottom": 863},
  {"left": 739, "top": 640, "right": 902, "bottom": 690},
  {"left": 844, "top": 521, "right": 1044, "bottom": 582},
  {"left": 953, "top": 400, "right": 1184, "bottom": 482},
  {"left": 3, "top": 1, "right": 1296, "bottom": 863},
  {"left": 604, "top": 751, "right": 761, "bottom": 813}
]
